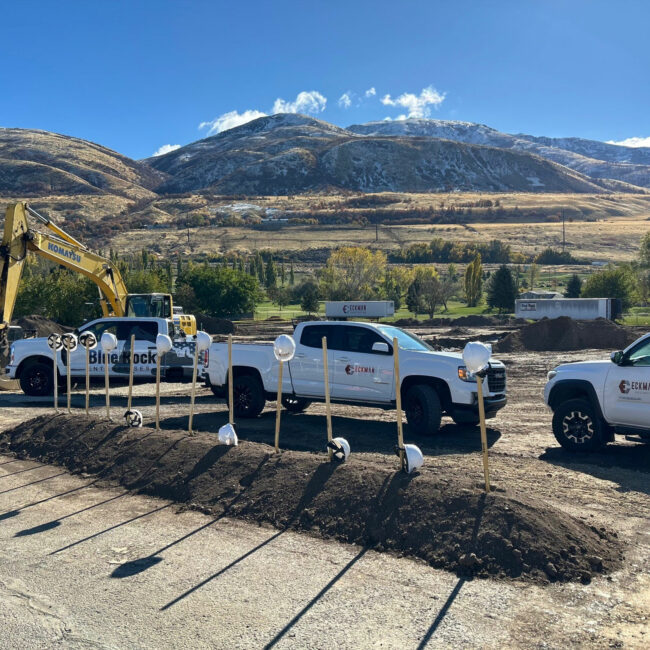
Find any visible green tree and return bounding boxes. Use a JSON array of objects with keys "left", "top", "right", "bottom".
[
  {"left": 265, "top": 258, "right": 277, "bottom": 288},
  {"left": 406, "top": 278, "right": 422, "bottom": 316},
  {"left": 464, "top": 254, "right": 483, "bottom": 307},
  {"left": 414, "top": 267, "right": 443, "bottom": 318},
  {"left": 176, "top": 264, "right": 261, "bottom": 317},
  {"left": 528, "top": 263, "right": 538, "bottom": 291},
  {"left": 320, "top": 247, "right": 386, "bottom": 300},
  {"left": 640, "top": 232, "right": 650, "bottom": 267},
  {"left": 565, "top": 273, "right": 582, "bottom": 298},
  {"left": 298, "top": 282, "right": 320, "bottom": 314},
  {"left": 581, "top": 266, "right": 635, "bottom": 310},
  {"left": 280, "top": 262, "right": 286, "bottom": 286},
  {"left": 487, "top": 265, "right": 517, "bottom": 313},
  {"left": 289, "top": 261, "right": 295, "bottom": 286}
]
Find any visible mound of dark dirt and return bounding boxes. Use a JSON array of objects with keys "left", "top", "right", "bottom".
[
  {"left": 12, "top": 315, "right": 70, "bottom": 337},
  {"left": 0, "top": 415, "right": 621, "bottom": 584},
  {"left": 494, "top": 317, "right": 633, "bottom": 352},
  {"left": 194, "top": 314, "right": 235, "bottom": 335}
]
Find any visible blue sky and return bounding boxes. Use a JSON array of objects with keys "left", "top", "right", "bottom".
[{"left": 1, "top": 0, "right": 648, "bottom": 159}]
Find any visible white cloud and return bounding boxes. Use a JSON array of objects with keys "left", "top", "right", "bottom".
[
  {"left": 272, "top": 90, "right": 327, "bottom": 114},
  {"left": 338, "top": 92, "right": 352, "bottom": 109},
  {"left": 199, "top": 109, "right": 267, "bottom": 135},
  {"left": 152, "top": 143, "right": 181, "bottom": 157},
  {"left": 365, "top": 87, "right": 376, "bottom": 97},
  {"left": 381, "top": 85, "right": 446, "bottom": 118},
  {"left": 606, "top": 136, "right": 650, "bottom": 148}
]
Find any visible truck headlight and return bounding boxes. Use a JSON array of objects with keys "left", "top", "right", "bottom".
[
  {"left": 458, "top": 366, "right": 477, "bottom": 382},
  {"left": 547, "top": 370, "right": 558, "bottom": 381}
]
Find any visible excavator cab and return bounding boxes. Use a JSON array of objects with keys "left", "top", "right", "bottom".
[{"left": 125, "top": 293, "right": 172, "bottom": 319}]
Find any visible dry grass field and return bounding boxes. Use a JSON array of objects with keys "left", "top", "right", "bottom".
[
  {"left": 5, "top": 191, "right": 650, "bottom": 262},
  {"left": 111, "top": 216, "right": 650, "bottom": 262}
]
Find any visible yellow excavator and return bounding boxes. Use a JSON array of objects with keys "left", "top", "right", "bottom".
[{"left": 0, "top": 202, "right": 196, "bottom": 351}]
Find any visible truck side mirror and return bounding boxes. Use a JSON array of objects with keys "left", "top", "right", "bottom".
[
  {"left": 372, "top": 341, "right": 390, "bottom": 354},
  {"left": 611, "top": 351, "right": 624, "bottom": 365}
]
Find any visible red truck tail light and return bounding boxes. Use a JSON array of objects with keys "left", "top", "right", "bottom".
[{"left": 203, "top": 349, "right": 209, "bottom": 368}]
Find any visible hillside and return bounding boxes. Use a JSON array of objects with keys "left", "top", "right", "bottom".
[
  {"left": 146, "top": 114, "right": 612, "bottom": 194},
  {"left": 0, "top": 128, "right": 165, "bottom": 201},
  {"left": 348, "top": 119, "right": 650, "bottom": 189}
]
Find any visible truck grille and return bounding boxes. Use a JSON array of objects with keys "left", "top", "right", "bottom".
[{"left": 487, "top": 366, "right": 506, "bottom": 393}]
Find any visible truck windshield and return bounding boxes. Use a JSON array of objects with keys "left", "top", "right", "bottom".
[{"left": 376, "top": 325, "right": 432, "bottom": 351}]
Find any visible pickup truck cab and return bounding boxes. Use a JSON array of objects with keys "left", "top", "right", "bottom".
[
  {"left": 544, "top": 332, "right": 650, "bottom": 450},
  {"left": 5, "top": 317, "right": 201, "bottom": 396},
  {"left": 204, "top": 320, "right": 507, "bottom": 435}
]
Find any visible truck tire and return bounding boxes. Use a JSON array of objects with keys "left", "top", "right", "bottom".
[
  {"left": 552, "top": 398, "right": 605, "bottom": 452},
  {"left": 233, "top": 374, "right": 265, "bottom": 418},
  {"left": 281, "top": 395, "right": 311, "bottom": 413},
  {"left": 20, "top": 361, "right": 54, "bottom": 397},
  {"left": 405, "top": 384, "right": 442, "bottom": 435}
]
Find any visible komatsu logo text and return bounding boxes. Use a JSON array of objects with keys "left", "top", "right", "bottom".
[{"left": 47, "top": 242, "right": 81, "bottom": 263}]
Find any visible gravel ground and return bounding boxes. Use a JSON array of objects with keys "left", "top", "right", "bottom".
[{"left": 0, "top": 345, "right": 649, "bottom": 648}]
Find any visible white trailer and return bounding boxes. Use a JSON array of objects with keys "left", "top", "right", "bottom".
[
  {"left": 325, "top": 301, "right": 395, "bottom": 320},
  {"left": 515, "top": 298, "right": 622, "bottom": 321}
]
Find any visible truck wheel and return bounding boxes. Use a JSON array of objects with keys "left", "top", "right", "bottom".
[
  {"left": 405, "top": 384, "right": 442, "bottom": 435},
  {"left": 233, "top": 374, "right": 265, "bottom": 418},
  {"left": 281, "top": 396, "right": 311, "bottom": 413},
  {"left": 552, "top": 398, "right": 605, "bottom": 452},
  {"left": 20, "top": 361, "right": 54, "bottom": 396}
]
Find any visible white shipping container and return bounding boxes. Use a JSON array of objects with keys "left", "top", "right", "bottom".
[
  {"left": 515, "top": 298, "right": 619, "bottom": 321},
  {"left": 325, "top": 301, "right": 395, "bottom": 319}
]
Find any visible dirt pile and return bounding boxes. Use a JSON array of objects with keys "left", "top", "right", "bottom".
[
  {"left": 12, "top": 315, "right": 70, "bottom": 337},
  {"left": 495, "top": 317, "right": 632, "bottom": 352},
  {"left": 194, "top": 314, "right": 235, "bottom": 335},
  {"left": 0, "top": 415, "right": 622, "bottom": 584}
]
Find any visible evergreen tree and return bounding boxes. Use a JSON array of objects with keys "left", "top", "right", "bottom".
[
  {"left": 280, "top": 262, "right": 286, "bottom": 286},
  {"left": 265, "top": 258, "right": 277, "bottom": 288},
  {"left": 464, "top": 254, "right": 483, "bottom": 307},
  {"left": 289, "top": 261, "right": 295, "bottom": 286},
  {"left": 406, "top": 277, "right": 422, "bottom": 316},
  {"left": 487, "top": 265, "right": 517, "bottom": 313},
  {"left": 565, "top": 273, "right": 582, "bottom": 298},
  {"left": 300, "top": 282, "right": 320, "bottom": 314}
]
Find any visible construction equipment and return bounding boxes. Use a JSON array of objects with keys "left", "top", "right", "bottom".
[{"left": 0, "top": 202, "right": 196, "bottom": 351}]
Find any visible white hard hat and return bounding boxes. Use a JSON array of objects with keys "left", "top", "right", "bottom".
[
  {"left": 61, "top": 333, "right": 78, "bottom": 351},
  {"left": 196, "top": 330, "right": 212, "bottom": 352},
  {"left": 462, "top": 341, "right": 491, "bottom": 375},
  {"left": 404, "top": 444, "right": 424, "bottom": 474},
  {"left": 273, "top": 334, "right": 296, "bottom": 362},
  {"left": 124, "top": 409, "right": 143, "bottom": 427},
  {"left": 101, "top": 332, "right": 118, "bottom": 352},
  {"left": 327, "top": 437, "right": 350, "bottom": 461},
  {"left": 218, "top": 423, "right": 238, "bottom": 446}
]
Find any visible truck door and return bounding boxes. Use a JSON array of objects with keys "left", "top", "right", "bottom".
[
  {"left": 115, "top": 321, "right": 158, "bottom": 379},
  {"left": 69, "top": 321, "right": 118, "bottom": 377},
  {"left": 603, "top": 337, "right": 650, "bottom": 428},
  {"left": 288, "top": 324, "right": 338, "bottom": 397},
  {"left": 330, "top": 325, "right": 394, "bottom": 403}
]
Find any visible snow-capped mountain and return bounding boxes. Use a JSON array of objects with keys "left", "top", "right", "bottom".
[
  {"left": 146, "top": 114, "right": 624, "bottom": 195},
  {"left": 347, "top": 119, "right": 650, "bottom": 188}
]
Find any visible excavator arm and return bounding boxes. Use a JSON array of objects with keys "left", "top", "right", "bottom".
[{"left": 0, "top": 202, "right": 129, "bottom": 340}]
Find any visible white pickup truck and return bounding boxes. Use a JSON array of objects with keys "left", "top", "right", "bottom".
[
  {"left": 544, "top": 332, "right": 650, "bottom": 451},
  {"left": 204, "top": 321, "right": 507, "bottom": 435},
  {"left": 5, "top": 316, "right": 201, "bottom": 396}
]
